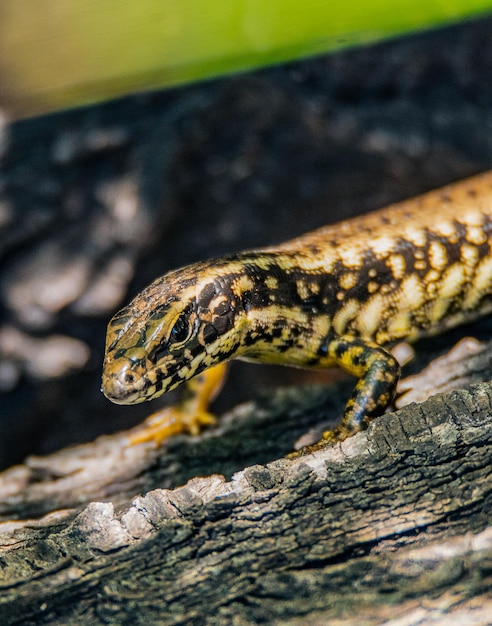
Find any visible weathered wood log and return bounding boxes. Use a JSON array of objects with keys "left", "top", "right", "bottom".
[
  {"left": 0, "top": 339, "right": 491, "bottom": 625},
  {"left": 2, "top": 335, "right": 491, "bottom": 519}
]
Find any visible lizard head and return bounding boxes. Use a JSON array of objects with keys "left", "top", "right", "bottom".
[{"left": 101, "top": 258, "right": 246, "bottom": 405}]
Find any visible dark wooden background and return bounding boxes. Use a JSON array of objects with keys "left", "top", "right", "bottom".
[{"left": 3, "top": 15, "right": 492, "bottom": 470}]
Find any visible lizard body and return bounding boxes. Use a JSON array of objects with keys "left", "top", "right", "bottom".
[{"left": 102, "top": 171, "right": 492, "bottom": 452}]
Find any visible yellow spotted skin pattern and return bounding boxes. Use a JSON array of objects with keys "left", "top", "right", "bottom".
[{"left": 102, "top": 171, "right": 492, "bottom": 454}]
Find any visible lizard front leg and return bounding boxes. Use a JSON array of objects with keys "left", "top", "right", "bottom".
[
  {"left": 127, "top": 362, "right": 228, "bottom": 447},
  {"left": 290, "top": 335, "right": 401, "bottom": 456}
]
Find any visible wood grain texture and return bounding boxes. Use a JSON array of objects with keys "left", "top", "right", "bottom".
[{"left": 1, "top": 339, "right": 491, "bottom": 625}]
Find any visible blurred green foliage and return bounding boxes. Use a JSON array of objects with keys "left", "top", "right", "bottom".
[{"left": 1, "top": 0, "right": 491, "bottom": 118}]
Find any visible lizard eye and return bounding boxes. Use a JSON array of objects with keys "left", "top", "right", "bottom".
[{"left": 169, "top": 308, "right": 193, "bottom": 345}]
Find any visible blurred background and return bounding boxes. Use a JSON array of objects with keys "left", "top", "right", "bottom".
[{"left": 2, "top": 4, "right": 492, "bottom": 469}]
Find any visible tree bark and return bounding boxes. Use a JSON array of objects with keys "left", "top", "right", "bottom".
[{"left": 0, "top": 340, "right": 491, "bottom": 625}]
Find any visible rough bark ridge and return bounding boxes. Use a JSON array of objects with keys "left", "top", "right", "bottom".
[{"left": 0, "top": 363, "right": 490, "bottom": 624}]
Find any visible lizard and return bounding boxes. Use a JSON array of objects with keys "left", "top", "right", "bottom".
[{"left": 102, "top": 171, "right": 492, "bottom": 455}]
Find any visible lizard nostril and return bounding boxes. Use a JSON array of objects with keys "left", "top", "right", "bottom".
[
  {"left": 101, "top": 367, "right": 144, "bottom": 404},
  {"left": 116, "top": 368, "right": 142, "bottom": 389},
  {"left": 121, "top": 371, "right": 136, "bottom": 385}
]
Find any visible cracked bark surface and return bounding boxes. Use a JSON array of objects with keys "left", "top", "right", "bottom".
[{"left": 0, "top": 340, "right": 491, "bottom": 625}]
